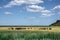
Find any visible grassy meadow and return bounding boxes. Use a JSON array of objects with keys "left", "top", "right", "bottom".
[
  {"left": 0, "top": 32, "right": 60, "bottom": 40},
  {"left": 0, "top": 26, "right": 60, "bottom": 40}
]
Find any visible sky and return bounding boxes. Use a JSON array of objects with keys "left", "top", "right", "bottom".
[{"left": 0, "top": 0, "right": 60, "bottom": 26}]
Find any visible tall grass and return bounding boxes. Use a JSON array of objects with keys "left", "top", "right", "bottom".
[{"left": 0, "top": 32, "right": 60, "bottom": 40}]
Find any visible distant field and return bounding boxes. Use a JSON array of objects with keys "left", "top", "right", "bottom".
[{"left": 0, "top": 26, "right": 60, "bottom": 32}]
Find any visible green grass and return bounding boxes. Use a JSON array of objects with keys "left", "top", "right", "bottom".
[{"left": 0, "top": 32, "right": 60, "bottom": 40}]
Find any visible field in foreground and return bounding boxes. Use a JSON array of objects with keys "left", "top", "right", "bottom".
[
  {"left": 0, "top": 26, "right": 60, "bottom": 40},
  {"left": 0, "top": 32, "right": 60, "bottom": 40}
]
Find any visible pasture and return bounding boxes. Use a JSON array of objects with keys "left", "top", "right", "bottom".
[
  {"left": 0, "top": 26, "right": 60, "bottom": 40},
  {"left": 0, "top": 26, "right": 60, "bottom": 32}
]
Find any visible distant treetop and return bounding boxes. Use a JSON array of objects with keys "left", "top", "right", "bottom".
[{"left": 50, "top": 20, "right": 60, "bottom": 26}]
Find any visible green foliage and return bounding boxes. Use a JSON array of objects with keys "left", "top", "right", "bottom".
[
  {"left": 0, "top": 33, "right": 14, "bottom": 40},
  {"left": 50, "top": 20, "right": 60, "bottom": 26},
  {"left": 0, "top": 32, "right": 60, "bottom": 40}
]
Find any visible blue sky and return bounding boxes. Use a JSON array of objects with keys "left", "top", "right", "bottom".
[{"left": 0, "top": 0, "right": 60, "bottom": 26}]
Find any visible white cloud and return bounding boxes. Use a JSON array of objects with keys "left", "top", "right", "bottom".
[
  {"left": 4, "top": 12, "right": 12, "bottom": 15},
  {"left": 41, "top": 10, "right": 51, "bottom": 13},
  {"left": 25, "top": 0, "right": 44, "bottom": 4},
  {"left": 40, "top": 10, "right": 54, "bottom": 17},
  {"left": 41, "top": 10, "right": 55, "bottom": 17},
  {"left": 41, "top": 13, "right": 54, "bottom": 17},
  {"left": 27, "top": 5, "right": 51, "bottom": 13},
  {"left": 4, "top": 0, "right": 25, "bottom": 8},
  {"left": 27, "top": 5, "right": 60, "bottom": 17},
  {"left": 52, "top": 5, "right": 60, "bottom": 10},
  {"left": 27, "top": 5, "right": 60, "bottom": 15},
  {"left": 4, "top": 0, "right": 44, "bottom": 8},
  {"left": 27, "top": 5, "right": 45, "bottom": 12},
  {"left": 27, "top": 5, "right": 55, "bottom": 17},
  {"left": 51, "top": 5, "right": 60, "bottom": 15}
]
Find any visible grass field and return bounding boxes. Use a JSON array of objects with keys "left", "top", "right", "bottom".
[
  {"left": 0, "top": 26, "right": 60, "bottom": 32},
  {"left": 0, "top": 26, "right": 60, "bottom": 40},
  {"left": 0, "top": 32, "right": 60, "bottom": 40}
]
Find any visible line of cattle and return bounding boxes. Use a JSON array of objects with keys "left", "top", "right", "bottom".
[{"left": 8, "top": 27, "right": 52, "bottom": 30}]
